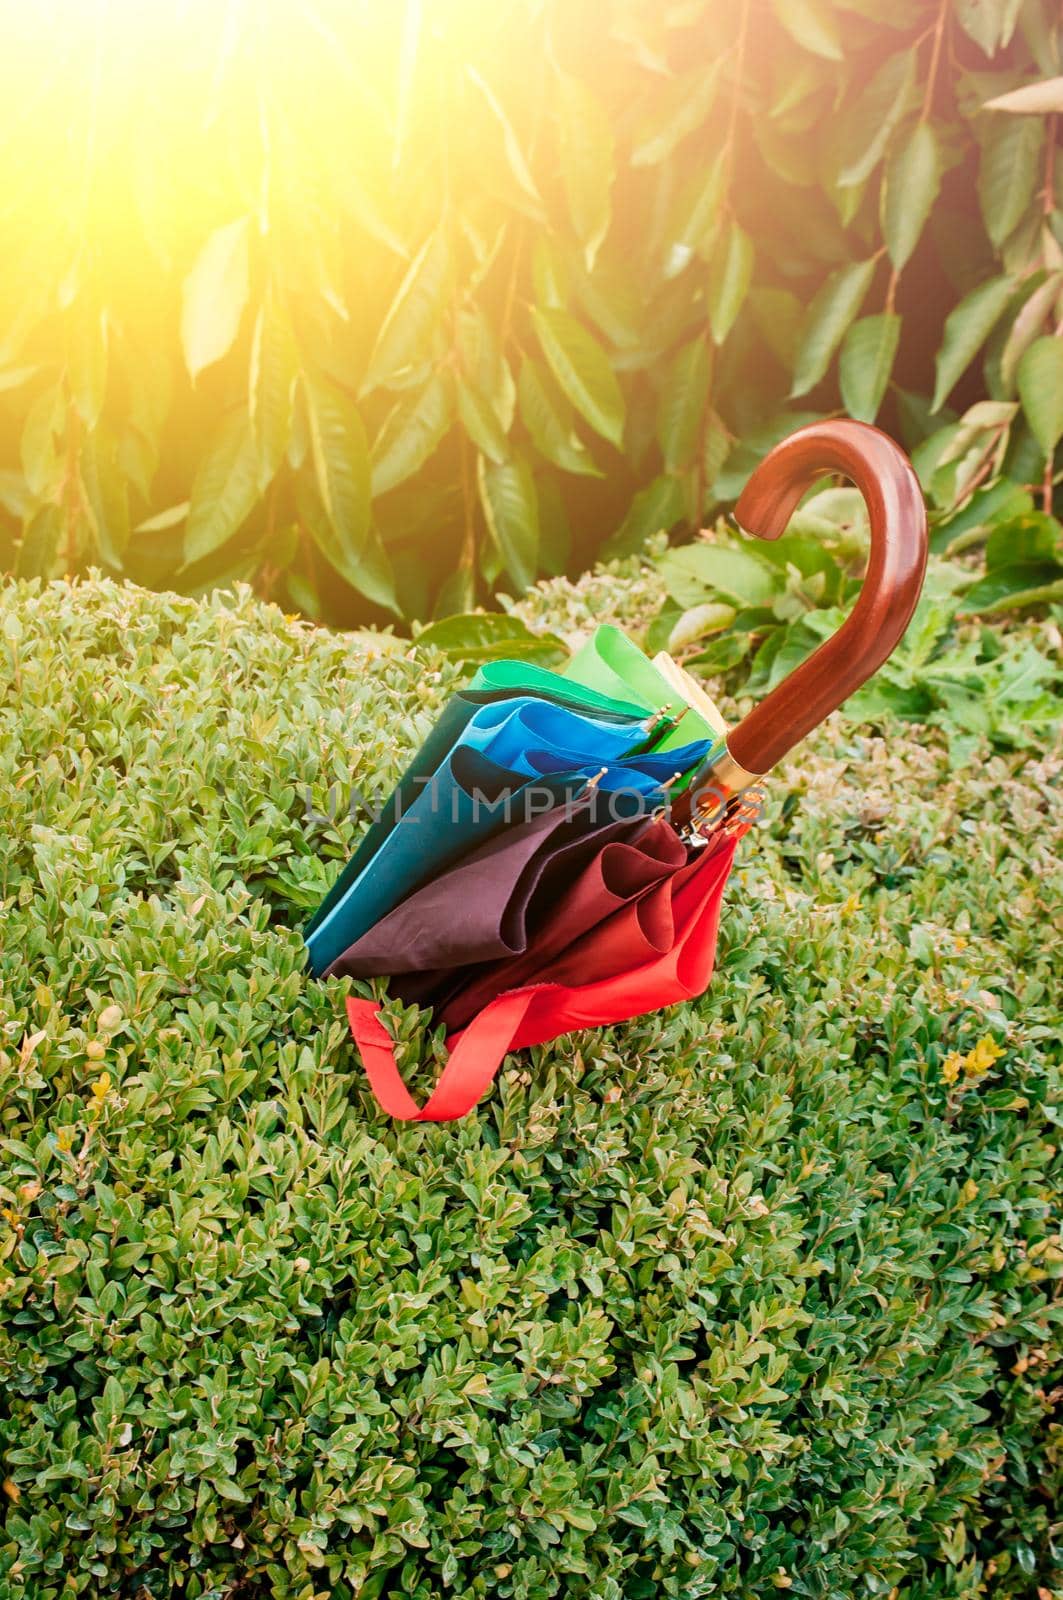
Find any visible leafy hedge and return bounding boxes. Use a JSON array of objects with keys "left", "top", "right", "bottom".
[
  {"left": 1, "top": 575, "right": 1060, "bottom": 1598},
  {"left": 635, "top": 487, "right": 1063, "bottom": 713},
  {"left": 3, "top": 0, "right": 1063, "bottom": 623}
]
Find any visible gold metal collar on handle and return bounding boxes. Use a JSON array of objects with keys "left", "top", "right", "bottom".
[
  {"left": 701, "top": 743, "right": 766, "bottom": 796},
  {"left": 679, "top": 739, "right": 770, "bottom": 840}
]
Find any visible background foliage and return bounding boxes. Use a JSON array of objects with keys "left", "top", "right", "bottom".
[
  {"left": 1, "top": 571, "right": 1060, "bottom": 1598},
  {"left": 4, "top": 0, "right": 1063, "bottom": 625}
]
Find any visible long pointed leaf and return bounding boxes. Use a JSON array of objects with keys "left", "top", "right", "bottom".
[
  {"left": 791, "top": 259, "right": 876, "bottom": 397},
  {"left": 531, "top": 306, "right": 625, "bottom": 448},
  {"left": 181, "top": 217, "right": 250, "bottom": 381},
  {"left": 476, "top": 454, "right": 539, "bottom": 592},
  {"left": 932, "top": 275, "right": 1015, "bottom": 412},
  {"left": 185, "top": 410, "right": 259, "bottom": 564},
  {"left": 304, "top": 373, "right": 371, "bottom": 554}
]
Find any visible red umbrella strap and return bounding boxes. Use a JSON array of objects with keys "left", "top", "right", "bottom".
[
  {"left": 346, "top": 833, "right": 740, "bottom": 1122},
  {"left": 347, "top": 992, "right": 540, "bottom": 1122}
]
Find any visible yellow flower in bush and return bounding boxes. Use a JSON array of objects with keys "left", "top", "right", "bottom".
[
  {"left": 942, "top": 1038, "right": 1004, "bottom": 1087},
  {"left": 964, "top": 1037, "right": 1005, "bottom": 1078},
  {"left": 941, "top": 1052, "right": 964, "bottom": 1085},
  {"left": 88, "top": 1073, "right": 111, "bottom": 1115}
]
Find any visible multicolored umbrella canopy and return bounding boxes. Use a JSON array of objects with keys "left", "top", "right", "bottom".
[
  {"left": 305, "top": 697, "right": 715, "bottom": 974},
  {"left": 304, "top": 663, "right": 710, "bottom": 973},
  {"left": 310, "top": 421, "right": 929, "bottom": 1121}
]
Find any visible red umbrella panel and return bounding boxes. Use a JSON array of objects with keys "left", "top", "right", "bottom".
[{"left": 431, "top": 814, "right": 689, "bottom": 1029}]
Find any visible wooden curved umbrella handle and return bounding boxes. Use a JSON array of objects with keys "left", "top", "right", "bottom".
[{"left": 723, "top": 419, "right": 928, "bottom": 776}]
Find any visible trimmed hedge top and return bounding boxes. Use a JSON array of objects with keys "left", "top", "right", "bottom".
[{"left": 0, "top": 576, "right": 1060, "bottom": 1599}]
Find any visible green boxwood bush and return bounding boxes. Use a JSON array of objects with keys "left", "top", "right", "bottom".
[{"left": 1, "top": 575, "right": 1060, "bottom": 1599}]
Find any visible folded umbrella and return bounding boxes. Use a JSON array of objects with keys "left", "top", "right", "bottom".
[{"left": 332, "top": 420, "right": 930, "bottom": 1121}]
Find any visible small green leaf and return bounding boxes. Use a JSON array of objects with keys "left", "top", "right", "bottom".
[
  {"left": 414, "top": 611, "right": 566, "bottom": 665},
  {"left": 20, "top": 383, "right": 64, "bottom": 498},
  {"left": 791, "top": 258, "right": 876, "bottom": 397},
  {"left": 985, "top": 75, "right": 1063, "bottom": 114},
  {"left": 688, "top": 632, "right": 752, "bottom": 672},
  {"left": 370, "top": 374, "right": 452, "bottom": 495},
  {"left": 531, "top": 306, "right": 625, "bottom": 447},
  {"left": 295, "top": 475, "right": 399, "bottom": 614},
  {"left": 658, "top": 543, "right": 779, "bottom": 608},
  {"left": 212, "top": 1478, "right": 250, "bottom": 1505},
  {"left": 99, "top": 1374, "right": 125, "bottom": 1427},
  {"left": 707, "top": 221, "right": 754, "bottom": 345},
  {"left": 839, "top": 312, "right": 902, "bottom": 423},
  {"left": 518, "top": 358, "right": 600, "bottom": 477},
  {"left": 932, "top": 275, "right": 1015, "bottom": 412},
  {"left": 955, "top": 0, "right": 1023, "bottom": 57},
  {"left": 667, "top": 602, "right": 737, "bottom": 652},
  {"left": 555, "top": 72, "right": 615, "bottom": 270},
  {"left": 666, "top": 151, "right": 727, "bottom": 270},
  {"left": 961, "top": 564, "right": 1063, "bottom": 612},
  {"left": 1000, "top": 273, "right": 1063, "bottom": 394},
  {"left": 180, "top": 217, "right": 251, "bottom": 381},
  {"left": 1017, "top": 336, "right": 1063, "bottom": 457},
  {"left": 929, "top": 480, "right": 1034, "bottom": 553},
  {"left": 476, "top": 454, "right": 539, "bottom": 592},
  {"left": 771, "top": 0, "right": 843, "bottom": 60},
  {"left": 882, "top": 122, "right": 941, "bottom": 271},
  {"left": 303, "top": 373, "right": 371, "bottom": 555},
  {"left": 656, "top": 337, "right": 711, "bottom": 472},
  {"left": 986, "top": 510, "right": 1061, "bottom": 570},
  {"left": 532, "top": 237, "right": 569, "bottom": 311},
  {"left": 457, "top": 308, "right": 515, "bottom": 430},
  {"left": 184, "top": 410, "right": 259, "bottom": 564},
  {"left": 134, "top": 502, "right": 189, "bottom": 534},
  {"left": 79, "top": 427, "right": 130, "bottom": 566},
  {"left": 979, "top": 115, "right": 1043, "bottom": 248}
]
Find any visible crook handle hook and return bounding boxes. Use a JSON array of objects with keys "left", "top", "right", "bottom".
[{"left": 678, "top": 419, "right": 928, "bottom": 823}]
